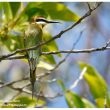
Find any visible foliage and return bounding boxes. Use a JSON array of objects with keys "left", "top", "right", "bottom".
[{"left": 58, "top": 62, "right": 110, "bottom": 108}]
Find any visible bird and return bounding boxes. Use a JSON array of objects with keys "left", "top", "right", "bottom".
[{"left": 24, "top": 16, "right": 60, "bottom": 99}]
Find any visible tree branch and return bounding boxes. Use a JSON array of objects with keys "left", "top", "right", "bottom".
[
  {"left": 42, "top": 38, "right": 110, "bottom": 55},
  {"left": 42, "top": 47, "right": 110, "bottom": 55},
  {"left": 0, "top": 3, "right": 102, "bottom": 61}
]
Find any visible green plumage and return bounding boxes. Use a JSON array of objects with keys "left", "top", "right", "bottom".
[{"left": 24, "top": 23, "right": 42, "bottom": 98}]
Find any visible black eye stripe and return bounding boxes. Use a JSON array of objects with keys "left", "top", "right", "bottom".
[{"left": 36, "top": 19, "right": 47, "bottom": 22}]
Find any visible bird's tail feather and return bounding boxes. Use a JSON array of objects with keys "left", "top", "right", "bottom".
[
  {"left": 31, "top": 71, "right": 35, "bottom": 99},
  {"left": 28, "top": 51, "right": 40, "bottom": 99},
  {"left": 29, "top": 58, "right": 37, "bottom": 99}
]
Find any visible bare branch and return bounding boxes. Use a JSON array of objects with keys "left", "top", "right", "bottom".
[
  {"left": 86, "top": 2, "right": 91, "bottom": 11},
  {"left": 1, "top": 39, "right": 110, "bottom": 61},
  {"left": 1, "top": 46, "right": 110, "bottom": 61},
  {"left": 0, "top": 77, "right": 29, "bottom": 88},
  {"left": 2, "top": 55, "right": 26, "bottom": 60},
  {"left": 42, "top": 46, "right": 110, "bottom": 55},
  {"left": 42, "top": 36, "right": 110, "bottom": 55}
]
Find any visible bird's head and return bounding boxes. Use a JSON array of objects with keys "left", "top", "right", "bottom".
[{"left": 31, "top": 16, "right": 60, "bottom": 28}]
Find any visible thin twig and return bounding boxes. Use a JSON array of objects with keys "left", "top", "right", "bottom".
[
  {"left": 87, "top": 2, "right": 91, "bottom": 11},
  {"left": 0, "top": 77, "right": 29, "bottom": 88},
  {"left": 1, "top": 46, "right": 110, "bottom": 61},
  {"left": 42, "top": 47, "right": 110, "bottom": 55},
  {"left": 51, "top": 29, "right": 84, "bottom": 71}
]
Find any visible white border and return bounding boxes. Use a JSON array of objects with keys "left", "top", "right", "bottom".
[{"left": 0, "top": 0, "right": 108, "bottom": 2}]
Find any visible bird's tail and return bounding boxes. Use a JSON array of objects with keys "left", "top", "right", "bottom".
[
  {"left": 30, "top": 66, "right": 36, "bottom": 99},
  {"left": 29, "top": 53, "right": 39, "bottom": 98},
  {"left": 29, "top": 58, "right": 37, "bottom": 99}
]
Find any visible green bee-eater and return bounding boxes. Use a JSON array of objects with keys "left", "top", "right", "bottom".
[{"left": 24, "top": 16, "right": 59, "bottom": 98}]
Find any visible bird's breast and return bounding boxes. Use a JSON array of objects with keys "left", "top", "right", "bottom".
[
  {"left": 25, "top": 24, "right": 42, "bottom": 48},
  {"left": 27, "top": 26, "right": 42, "bottom": 37}
]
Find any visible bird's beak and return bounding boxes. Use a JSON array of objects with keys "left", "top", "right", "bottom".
[{"left": 46, "top": 20, "right": 60, "bottom": 24}]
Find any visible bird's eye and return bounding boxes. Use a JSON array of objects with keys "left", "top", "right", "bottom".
[{"left": 36, "top": 19, "right": 40, "bottom": 22}]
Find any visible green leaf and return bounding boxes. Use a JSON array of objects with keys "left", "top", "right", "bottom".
[
  {"left": 24, "top": 2, "right": 80, "bottom": 22},
  {"left": 78, "top": 62, "right": 108, "bottom": 99},
  {"left": 95, "top": 98, "right": 105, "bottom": 108},
  {"left": 9, "top": 2, "right": 21, "bottom": 18},
  {"left": 57, "top": 79, "right": 66, "bottom": 91},
  {"left": 1, "top": 96, "right": 45, "bottom": 108},
  {"left": 106, "top": 92, "right": 110, "bottom": 107},
  {"left": 41, "top": 51, "right": 56, "bottom": 64},
  {"left": 38, "top": 61, "right": 54, "bottom": 70},
  {"left": 82, "top": 98, "right": 95, "bottom": 108},
  {"left": 38, "top": 2, "right": 80, "bottom": 22},
  {"left": 41, "top": 30, "right": 62, "bottom": 65},
  {"left": 1, "top": 33, "right": 24, "bottom": 51},
  {"left": 96, "top": 92, "right": 110, "bottom": 108},
  {"left": 25, "top": 7, "right": 48, "bottom": 21},
  {"left": 2, "top": 2, "right": 13, "bottom": 21},
  {"left": 0, "top": 3, "right": 3, "bottom": 15},
  {"left": 65, "top": 90, "right": 85, "bottom": 108},
  {"left": 42, "top": 31, "right": 61, "bottom": 57}
]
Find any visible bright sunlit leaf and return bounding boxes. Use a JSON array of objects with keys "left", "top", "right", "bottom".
[
  {"left": 65, "top": 90, "right": 85, "bottom": 108},
  {"left": 82, "top": 98, "right": 95, "bottom": 108},
  {"left": 1, "top": 2, "right": 13, "bottom": 22},
  {"left": 38, "top": 61, "right": 54, "bottom": 70}
]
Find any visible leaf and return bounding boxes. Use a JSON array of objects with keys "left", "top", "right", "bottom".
[
  {"left": 41, "top": 31, "right": 62, "bottom": 64},
  {"left": 38, "top": 61, "right": 54, "bottom": 70},
  {"left": 96, "top": 92, "right": 110, "bottom": 108},
  {"left": 9, "top": 2, "right": 21, "bottom": 18},
  {"left": 106, "top": 92, "right": 110, "bottom": 107},
  {"left": 1, "top": 33, "right": 24, "bottom": 51},
  {"left": 24, "top": 2, "right": 80, "bottom": 22},
  {"left": 41, "top": 53, "right": 56, "bottom": 64},
  {"left": 42, "top": 31, "right": 61, "bottom": 57},
  {"left": 38, "top": 2, "right": 80, "bottom": 22},
  {"left": 25, "top": 7, "right": 48, "bottom": 21},
  {"left": 78, "top": 62, "right": 108, "bottom": 99},
  {"left": 2, "top": 2, "right": 13, "bottom": 21},
  {"left": 95, "top": 98, "right": 105, "bottom": 108},
  {"left": 58, "top": 80, "right": 94, "bottom": 108},
  {"left": 1, "top": 96, "right": 46, "bottom": 108},
  {"left": 65, "top": 90, "right": 85, "bottom": 108},
  {"left": 57, "top": 79, "right": 66, "bottom": 91},
  {"left": 82, "top": 98, "right": 95, "bottom": 108}
]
